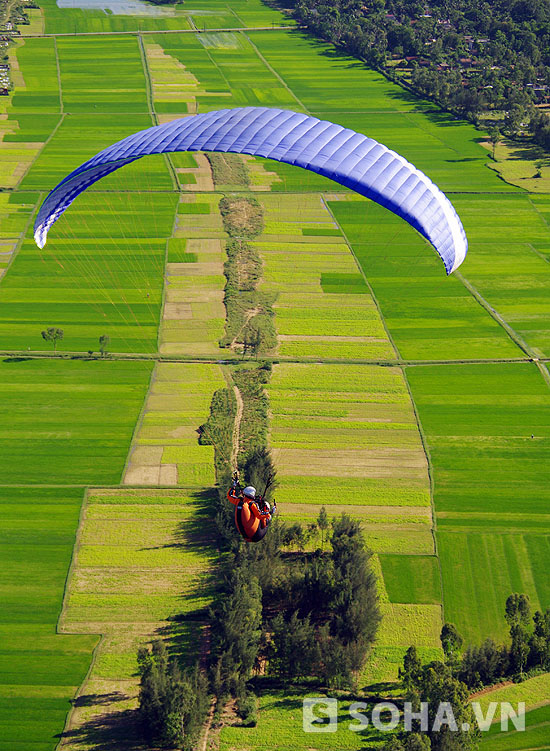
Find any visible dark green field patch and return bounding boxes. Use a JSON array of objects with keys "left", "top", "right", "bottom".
[
  {"left": 380, "top": 554, "right": 441, "bottom": 604},
  {"left": 0, "top": 486, "right": 98, "bottom": 751},
  {"left": 321, "top": 272, "right": 369, "bottom": 294},
  {"left": 302, "top": 227, "right": 342, "bottom": 236},
  {"left": 0, "top": 358, "right": 152, "bottom": 484},
  {"left": 177, "top": 202, "right": 211, "bottom": 215}
]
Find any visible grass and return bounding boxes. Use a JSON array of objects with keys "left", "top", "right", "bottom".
[
  {"left": 483, "top": 136, "right": 550, "bottom": 193},
  {"left": 4, "top": 11, "right": 550, "bottom": 750},
  {"left": 362, "top": 646, "right": 443, "bottom": 686},
  {"left": 124, "top": 362, "right": 225, "bottom": 485},
  {"left": 160, "top": 195, "right": 228, "bottom": 357},
  {"left": 407, "top": 362, "right": 550, "bottom": 643},
  {"left": 60, "top": 487, "right": 215, "bottom": 746},
  {"left": 474, "top": 673, "right": 550, "bottom": 714},
  {"left": 0, "top": 191, "right": 177, "bottom": 354},
  {"left": 255, "top": 193, "right": 395, "bottom": 360},
  {"left": 0, "top": 358, "right": 152, "bottom": 484},
  {"left": 7, "top": 38, "right": 60, "bottom": 114},
  {"left": 328, "top": 198, "right": 525, "bottom": 361},
  {"left": 0, "top": 359, "right": 153, "bottom": 751},
  {"left": 0, "top": 487, "right": 98, "bottom": 751},
  {"left": 269, "top": 363, "right": 432, "bottom": 556},
  {"left": 219, "top": 690, "right": 385, "bottom": 750},
  {"left": 380, "top": 555, "right": 441, "bottom": 604}
]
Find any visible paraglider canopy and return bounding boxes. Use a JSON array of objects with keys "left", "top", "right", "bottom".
[{"left": 34, "top": 107, "right": 467, "bottom": 274}]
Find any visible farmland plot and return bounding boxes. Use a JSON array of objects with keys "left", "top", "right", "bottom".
[
  {"left": 407, "top": 363, "right": 550, "bottom": 642},
  {"left": 58, "top": 488, "right": 215, "bottom": 748}
]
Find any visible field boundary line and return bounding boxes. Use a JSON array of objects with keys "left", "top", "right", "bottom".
[
  {"left": 0, "top": 190, "right": 43, "bottom": 280},
  {"left": 455, "top": 271, "right": 535, "bottom": 358},
  {"left": 11, "top": 35, "right": 65, "bottom": 191},
  {"left": 0, "top": 348, "right": 540, "bottom": 365},
  {"left": 55, "top": 635, "right": 105, "bottom": 751},
  {"left": 321, "top": 193, "right": 401, "bottom": 359},
  {"left": 197, "top": 39, "right": 233, "bottom": 92},
  {"left": 138, "top": 32, "right": 157, "bottom": 126},
  {"left": 53, "top": 36, "right": 63, "bottom": 112},
  {"left": 138, "top": 32, "right": 179, "bottom": 191},
  {"left": 121, "top": 363, "right": 157, "bottom": 483},
  {"left": 14, "top": 113, "right": 65, "bottom": 191},
  {"left": 528, "top": 242, "right": 550, "bottom": 266},
  {"left": 402, "top": 365, "right": 446, "bottom": 623},
  {"left": 55, "top": 486, "right": 103, "bottom": 750},
  {"left": 534, "top": 360, "right": 550, "bottom": 390},
  {"left": 232, "top": 383, "right": 243, "bottom": 468},
  {"left": 244, "top": 31, "right": 310, "bottom": 113},
  {"left": 324, "top": 192, "right": 445, "bottom": 620},
  {"left": 18, "top": 25, "right": 297, "bottom": 39},
  {"left": 157, "top": 188, "right": 180, "bottom": 352},
  {"left": 226, "top": 4, "right": 246, "bottom": 27},
  {"left": 57, "top": 487, "right": 89, "bottom": 634}
]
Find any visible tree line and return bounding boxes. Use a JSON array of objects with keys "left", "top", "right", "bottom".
[
  {"left": 447, "top": 593, "right": 550, "bottom": 688},
  {"left": 285, "top": 0, "right": 550, "bottom": 149},
  {"left": 384, "top": 592, "right": 550, "bottom": 750},
  {"left": 137, "top": 357, "right": 382, "bottom": 745},
  {"left": 39, "top": 327, "right": 111, "bottom": 357}
]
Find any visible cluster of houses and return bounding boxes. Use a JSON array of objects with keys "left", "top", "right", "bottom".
[
  {"left": 0, "top": 61, "right": 9, "bottom": 95},
  {"left": 0, "top": 0, "right": 27, "bottom": 97},
  {"left": 385, "top": 13, "right": 550, "bottom": 106}
]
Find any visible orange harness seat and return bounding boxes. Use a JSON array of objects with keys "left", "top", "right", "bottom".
[{"left": 227, "top": 487, "right": 271, "bottom": 543}]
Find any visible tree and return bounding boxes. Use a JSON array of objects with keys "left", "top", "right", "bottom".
[
  {"left": 459, "top": 639, "right": 509, "bottom": 689},
  {"left": 440, "top": 623, "right": 463, "bottom": 660},
  {"left": 242, "top": 446, "right": 277, "bottom": 503},
  {"left": 329, "top": 515, "right": 381, "bottom": 664},
  {"left": 510, "top": 624, "right": 530, "bottom": 678},
  {"left": 488, "top": 127, "right": 502, "bottom": 160},
  {"left": 243, "top": 325, "right": 262, "bottom": 358},
  {"left": 505, "top": 593, "right": 531, "bottom": 627},
  {"left": 137, "top": 641, "right": 209, "bottom": 750},
  {"left": 99, "top": 334, "right": 110, "bottom": 357},
  {"left": 412, "top": 662, "right": 479, "bottom": 751},
  {"left": 41, "top": 327, "right": 64, "bottom": 352},
  {"left": 209, "top": 568, "right": 263, "bottom": 693},
  {"left": 269, "top": 611, "right": 318, "bottom": 679},
  {"left": 317, "top": 506, "right": 329, "bottom": 547},
  {"left": 400, "top": 645, "right": 422, "bottom": 690},
  {"left": 503, "top": 105, "right": 527, "bottom": 137}
]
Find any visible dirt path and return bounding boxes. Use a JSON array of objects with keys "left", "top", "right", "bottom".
[
  {"left": 231, "top": 384, "right": 244, "bottom": 469},
  {"left": 199, "top": 697, "right": 216, "bottom": 751},
  {"left": 230, "top": 306, "right": 261, "bottom": 350},
  {"left": 469, "top": 680, "right": 514, "bottom": 699}
]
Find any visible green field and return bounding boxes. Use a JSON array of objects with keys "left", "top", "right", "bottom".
[
  {"left": 59, "top": 488, "right": 215, "bottom": 748},
  {"left": 0, "top": 358, "right": 152, "bottom": 484},
  {"left": 0, "top": 358, "right": 152, "bottom": 749},
  {"left": 479, "top": 693, "right": 550, "bottom": 750},
  {"left": 0, "top": 487, "right": 98, "bottom": 751},
  {"left": 407, "top": 363, "right": 550, "bottom": 643},
  {"left": 2, "top": 4, "right": 550, "bottom": 749}
]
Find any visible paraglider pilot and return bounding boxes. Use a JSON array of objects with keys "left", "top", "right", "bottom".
[{"left": 227, "top": 471, "right": 276, "bottom": 543}]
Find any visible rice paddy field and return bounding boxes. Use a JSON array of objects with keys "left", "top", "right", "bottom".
[
  {"left": 59, "top": 487, "right": 216, "bottom": 749},
  {"left": 2, "top": 2, "right": 550, "bottom": 748}
]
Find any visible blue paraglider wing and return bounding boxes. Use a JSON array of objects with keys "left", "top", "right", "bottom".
[{"left": 34, "top": 107, "right": 467, "bottom": 274}]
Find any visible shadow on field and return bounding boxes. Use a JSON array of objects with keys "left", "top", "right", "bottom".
[
  {"left": 58, "top": 703, "right": 146, "bottom": 750},
  {"left": 74, "top": 692, "right": 127, "bottom": 707},
  {"left": 144, "top": 487, "right": 219, "bottom": 666},
  {"left": 445, "top": 157, "right": 484, "bottom": 162},
  {"left": 3, "top": 356, "right": 32, "bottom": 363},
  {"left": 138, "top": 487, "right": 217, "bottom": 556},
  {"left": 506, "top": 138, "right": 550, "bottom": 166}
]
